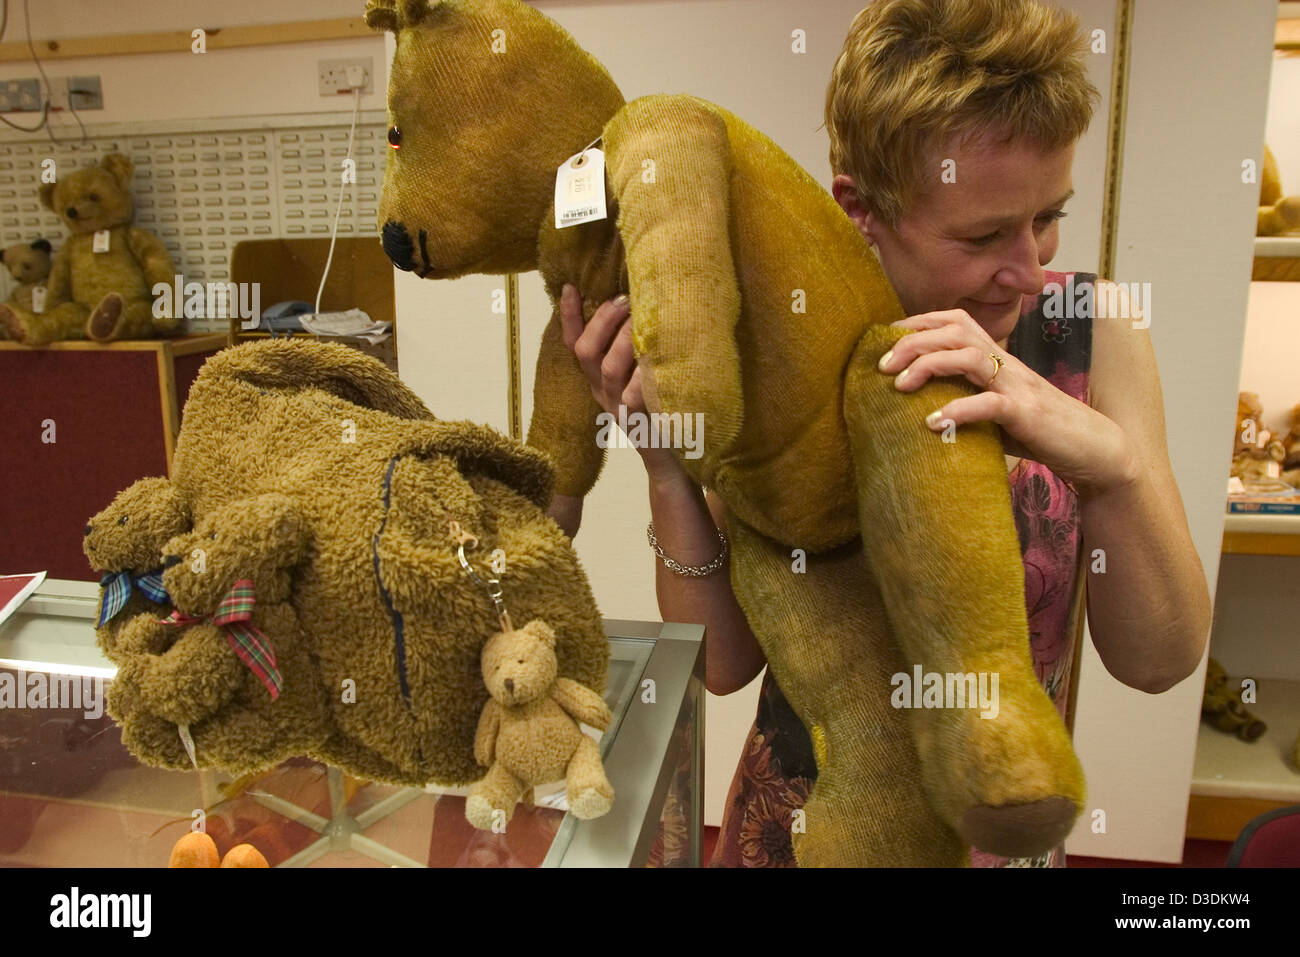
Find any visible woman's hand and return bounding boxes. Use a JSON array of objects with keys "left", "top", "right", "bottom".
[
  {"left": 877, "top": 309, "right": 1139, "bottom": 497},
  {"left": 558, "top": 283, "right": 686, "bottom": 484}
]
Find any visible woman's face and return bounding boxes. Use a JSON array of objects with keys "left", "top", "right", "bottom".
[{"left": 835, "top": 130, "right": 1076, "bottom": 346}]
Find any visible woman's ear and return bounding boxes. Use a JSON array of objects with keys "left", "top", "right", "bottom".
[{"left": 831, "top": 174, "right": 877, "bottom": 246}]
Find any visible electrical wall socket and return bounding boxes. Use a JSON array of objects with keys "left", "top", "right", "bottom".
[
  {"left": 50, "top": 76, "right": 103, "bottom": 111},
  {"left": 0, "top": 79, "right": 43, "bottom": 113},
  {"left": 319, "top": 58, "right": 373, "bottom": 96}
]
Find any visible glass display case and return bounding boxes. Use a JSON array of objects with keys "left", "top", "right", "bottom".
[{"left": 0, "top": 591, "right": 703, "bottom": 868}]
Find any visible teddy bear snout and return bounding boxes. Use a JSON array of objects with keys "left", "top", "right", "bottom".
[
  {"left": 65, "top": 206, "right": 79, "bottom": 220},
  {"left": 381, "top": 220, "right": 417, "bottom": 272},
  {"left": 504, "top": 678, "right": 514, "bottom": 694},
  {"left": 162, "top": 554, "right": 182, "bottom": 569}
]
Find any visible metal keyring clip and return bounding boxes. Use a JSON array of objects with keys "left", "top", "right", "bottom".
[{"left": 457, "top": 539, "right": 513, "bottom": 630}]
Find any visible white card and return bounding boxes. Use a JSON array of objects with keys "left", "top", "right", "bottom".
[
  {"left": 93, "top": 229, "right": 110, "bottom": 252},
  {"left": 554, "top": 147, "right": 607, "bottom": 229},
  {"left": 31, "top": 285, "right": 46, "bottom": 313}
]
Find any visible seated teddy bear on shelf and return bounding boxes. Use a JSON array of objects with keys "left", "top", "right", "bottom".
[
  {"left": 0, "top": 238, "right": 53, "bottom": 336},
  {"left": 0, "top": 153, "right": 179, "bottom": 346},
  {"left": 107, "top": 493, "right": 332, "bottom": 776}
]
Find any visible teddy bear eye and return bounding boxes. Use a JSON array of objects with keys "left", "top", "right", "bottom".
[
  {"left": 88, "top": 192, "right": 99, "bottom": 202},
  {"left": 117, "top": 515, "right": 128, "bottom": 525},
  {"left": 209, "top": 531, "right": 217, "bottom": 540},
  {"left": 387, "top": 127, "right": 402, "bottom": 149}
]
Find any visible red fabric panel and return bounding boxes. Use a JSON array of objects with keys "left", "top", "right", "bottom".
[
  {"left": 0, "top": 343, "right": 222, "bottom": 582},
  {"left": 1239, "top": 811, "right": 1300, "bottom": 867}
]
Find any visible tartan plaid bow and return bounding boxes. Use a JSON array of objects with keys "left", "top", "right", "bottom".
[
  {"left": 159, "top": 579, "right": 282, "bottom": 700},
  {"left": 97, "top": 569, "right": 169, "bottom": 627}
]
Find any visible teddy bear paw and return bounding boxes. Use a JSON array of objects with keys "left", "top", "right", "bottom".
[
  {"left": 0, "top": 304, "right": 31, "bottom": 344},
  {"left": 567, "top": 786, "right": 613, "bottom": 820},
  {"left": 465, "top": 794, "right": 504, "bottom": 831},
  {"left": 88, "top": 293, "right": 125, "bottom": 341}
]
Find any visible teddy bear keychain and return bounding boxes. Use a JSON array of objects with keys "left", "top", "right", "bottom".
[{"left": 447, "top": 520, "right": 615, "bottom": 831}]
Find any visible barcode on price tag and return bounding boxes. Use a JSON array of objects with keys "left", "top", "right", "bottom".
[{"left": 554, "top": 147, "right": 608, "bottom": 229}]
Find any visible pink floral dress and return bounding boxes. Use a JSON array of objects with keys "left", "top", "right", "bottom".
[{"left": 710, "top": 270, "right": 1094, "bottom": 868}]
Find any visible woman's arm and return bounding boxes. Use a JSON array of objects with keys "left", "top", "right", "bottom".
[
  {"left": 550, "top": 283, "right": 765, "bottom": 696},
  {"left": 1076, "top": 281, "right": 1213, "bottom": 694}
]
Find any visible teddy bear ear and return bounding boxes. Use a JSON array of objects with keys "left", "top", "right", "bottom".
[
  {"left": 524, "top": 619, "right": 557, "bottom": 648},
  {"left": 38, "top": 182, "right": 56, "bottom": 212},
  {"left": 101, "top": 153, "right": 134, "bottom": 189},
  {"left": 364, "top": 0, "right": 400, "bottom": 31},
  {"left": 31, "top": 239, "right": 51, "bottom": 253}
]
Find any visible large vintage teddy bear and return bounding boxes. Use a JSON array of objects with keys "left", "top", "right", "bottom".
[
  {"left": 107, "top": 493, "right": 333, "bottom": 776},
  {"left": 467, "top": 618, "right": 613, "bottom": 829},
  {"left": 99, "top": 337, "right": 609, "bottom": 795},
  {"left": 0, "top": 239, "right": 53, "bottom": 333},
  {"left": 0, "top": 153, "right": 179, "bottom": 346},
  {"left": 1258, "top": 144, "right": 1300, "bottom": 237},
  {"left": 82, "top": 476, "right": 190, "bottom": 664},
  {"left": 367, "top": 0, "right": 1084, "bottom": 865}
]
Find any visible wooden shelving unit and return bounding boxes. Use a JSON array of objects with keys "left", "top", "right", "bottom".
[{"left": 1222, "top": 512, "right": 1300, "bottom": 556}]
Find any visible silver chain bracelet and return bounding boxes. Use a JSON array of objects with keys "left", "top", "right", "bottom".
[{"left": 646, "top": 521, "right": 729, "bottom": 577}]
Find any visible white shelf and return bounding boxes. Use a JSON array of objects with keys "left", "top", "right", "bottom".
[
  {"left": 1192, "top": 677, "right": 1300, "bottom": 802},
  {"left": 1223, "top": 511, "right": 1300, "bottom": 536},
  {"left": 1254, "top": 235, "right": 1300, "bottom": 258}
]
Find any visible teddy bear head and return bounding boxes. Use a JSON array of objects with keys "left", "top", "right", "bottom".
[
  {"left": 0, "top": 239, "right": 52, "bottom": 285},
  {"left": 39, "top": 153, "right": 135, "bottom": 234},
  {"left": 160, "top": 493, "right": 308, "bottom": 615},
  {"left": 84, "top": 477, "right": 191, "bottom": 574},
  {"left": 366, "top": 0, "right": 625, "bottom": 277},
  {"left": 480, "top": 620, "right": 558, "bottom": 708}
]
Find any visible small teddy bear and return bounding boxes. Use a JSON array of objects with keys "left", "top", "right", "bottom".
[
  {"left": 82, "top": 477, "right": 190, "bottom": 665},
  {"left": 110, "top": 492, "right": 331, "bottom": 775},
  {"left": 168, "top": 831, "right": 268, "bottom": 868},
  {"left": 1201, "top": 658, "right": 1267, "bottom": 742},
  {"left": 1279, "top": 403, "right": 1300, "bottom": 489},
  {"left": 0, "top": 153, "right": 178, "bottom": 346},
  {"left": 1258, "top": 144, "right": 1300, "bottom": 237},
  {"left": 1231, "top": 392, "right": 1287, "bottom": 485},
  {"left": 0, "top": 239, "right": 53, "bottom": 329},
  {"left": 466, "top": 619, "right": 614, "bottom": 830}
]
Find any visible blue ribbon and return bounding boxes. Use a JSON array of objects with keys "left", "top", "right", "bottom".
[{"left": 97, "top": 569, "right": 170, "bottom": 627}]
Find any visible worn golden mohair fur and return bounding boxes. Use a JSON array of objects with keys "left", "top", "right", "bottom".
[
  {"left": 106, "top": 494, "right": 333, "bottom": 776},
  {"left": 1259, "top": 144, "right": 1300, "bottom": 237},
  {"left": 0, "top": 153, "right": 178, "bottom": 346},
  {"left": 370, "top": 0, "right": 1085, "bottom": 865},
  {"left": 102, "top": 337, "right": 608, "bottom": 787},
  {"left": 466, "top": 619, "right": 614, "bottom": 828},
  {"left": 83, "top": 477, "right": 191, "bottom": 665}
]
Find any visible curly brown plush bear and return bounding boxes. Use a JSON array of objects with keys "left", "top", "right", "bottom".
[
  {"left": 0, "top": 153, "right": 178, "bottom": 345},
  {"left": 466, "top": 619, "right": 612, "bottom": 829},
  {"left": 1, "top": 239, "right": 53, "bottom": 329},
  {"left": 108, "top": 493, "right": 331, "bottom": 776},
  {"left": 83, "top": 477, "right": 190, "bottom": 665}
]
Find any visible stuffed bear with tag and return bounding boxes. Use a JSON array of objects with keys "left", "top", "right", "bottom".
[
  {"left": 367, "top": 0, "right": 1084, "bottom": 866},
  {"left": 0, "top": 153, "right": 178, "bottom": 346},
  {"left": 467, "top": 618, "right": 613, "bottom": 829},
  {"left": 0, "top": 238, "right": 53, "bottom": 335}
]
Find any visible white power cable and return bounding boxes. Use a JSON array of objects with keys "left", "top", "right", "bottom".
[{"left": 315, "top": 84, "right": 363, "bottom": 315}]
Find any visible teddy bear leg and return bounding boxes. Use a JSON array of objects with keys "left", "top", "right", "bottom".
[
  {"left": 465, "top": 762, "right": 527, "bottom": 830},
  {"left": 728, "top": 517, "right": 968, "bottom": 867},
  {"left": 564, "top": 734, "right": 613, "bottom": 820},
  {"left": 87, "top": 293, "right": 129, "bottom": 341},
  {"left": 0, "top": 302, "right": 84, "bottom": 346},
  {"left": 125, "top": 619, "right": 245, "bottom": 725},
  {"left": 842, "top": 332, "right": 1084, "bottom": 859}
]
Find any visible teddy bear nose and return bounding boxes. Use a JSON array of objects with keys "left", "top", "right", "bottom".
[
  {"left": 83, "top": 524, "right": 92, "bottom": 536},
  {"left": 162, "top": 554, "right": 181, "bottom": 568},
  {"left": 65, "top": 207, "right": 78, "bottom": 220},
  {"left": 504, "top": 678, "right": 514, "bottom": 694},
  {"left": 381, "top": 221, "right": 416, "bottom": 272}
]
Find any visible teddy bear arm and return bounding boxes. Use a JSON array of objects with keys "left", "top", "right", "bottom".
[
  {"left": 551, "top": 677, "right": 612, "bottom": 731},
  {"left": 473, "top": 698, "right": 501, "bottom": 767},
  {"left": 523, "top": 304, "right": 609, "bottom": 500},
  {"left": 127, "top": 229, "right": 177, "bottom": 290},
  {"left": 601, "top": 94, "right": 744, "bottom": 465},
  {"left": 43, "top": 250, "right": 72, "bottom": 303}
]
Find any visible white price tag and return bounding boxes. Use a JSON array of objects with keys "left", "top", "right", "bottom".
[
  {"left": 1267, "top": 460, "right": 1281, "bottom": 479},
  {"left": 31, "top": 285, "right": 46, "bottom": 313},
  {"left": 554, "top": 147, "right": 607, "bottom": 229},
  {"left": 93, "top": 229, "right": 111, "bottom": 253}
]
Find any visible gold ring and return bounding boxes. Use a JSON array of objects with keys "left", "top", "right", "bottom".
[{"left": 988, "top": 352, "right": 1004, "bottom": 385}]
